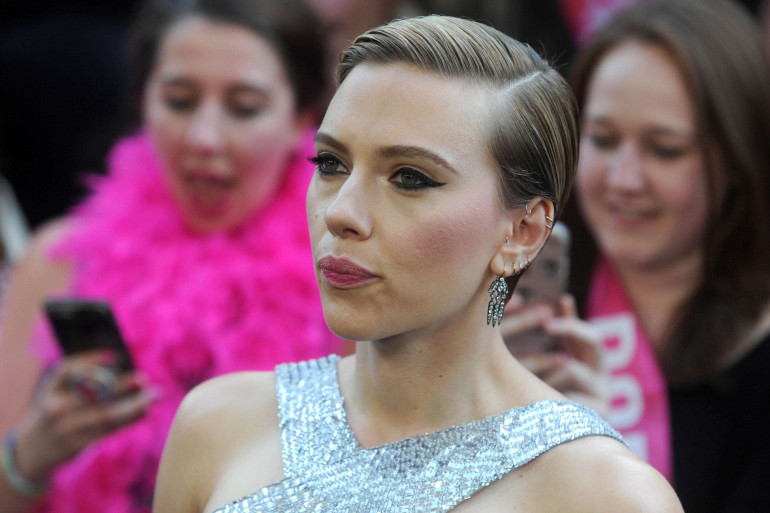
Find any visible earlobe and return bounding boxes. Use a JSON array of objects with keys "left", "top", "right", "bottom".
[{"left": 489, "top": 227, "right": 515, "bottom": 277}]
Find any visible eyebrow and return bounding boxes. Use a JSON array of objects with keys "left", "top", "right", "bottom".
[
  {"left": 314, "top": 132, "right": 459, "bottom": 174},
  {"left": 378, "top": 145, "right": 458, "bottom": 174},
  {"left": 160, "top": 76, "right": 196, "bottom": 89},
  {"left": 314, "top": 132, "right": 349, "bottom": 153},
  {"left": 586, "top": 115, "right": 695, "bottom": 140},
  {"left": 160, "top": 76, "right": 270, "bottom": 97},
  {"left": 647, "top": 126, "right": 696, "bottom": 141}
]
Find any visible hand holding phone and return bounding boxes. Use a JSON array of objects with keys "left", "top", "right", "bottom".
[
  {"left": 13, "top": 343, "right": 154, "bottom": 478},
  {"left": 44, "top": 299, "right": 135, "bottom": 373},
  {"left": 45, "top": 299, "right": 136, "bottom": 402}
]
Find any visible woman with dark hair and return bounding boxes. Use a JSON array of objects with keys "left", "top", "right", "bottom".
[
  {"left": 541, "top": 0, "right": 770, "bottom": 510},
  {"left": 0, "top": 1, "right": 340, "bottom": 511},
  {"left": 154, "top": 15, "right": 681, "bottom": 513}
]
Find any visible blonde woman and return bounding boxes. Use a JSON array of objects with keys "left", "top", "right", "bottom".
[{"left": 154, "top": 16, "right": 681, "bottom": 513}]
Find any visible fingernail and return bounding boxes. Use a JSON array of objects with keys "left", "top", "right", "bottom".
[{"left": 129, "top": 373, "right": 149, "bottom": 387}]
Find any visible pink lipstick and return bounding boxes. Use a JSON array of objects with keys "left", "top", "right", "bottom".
[
  {"left": 318, "top": 256, "right": 378, "bottom": 289},
  {"left": 181, "top": 169, "right": 235, "bottom": 216}
]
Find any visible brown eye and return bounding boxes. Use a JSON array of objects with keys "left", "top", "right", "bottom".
[
  {"left": 228, "top": 104, "right": 263, "bottom": 119},
  {"left": 227, "top": 88, "right": 267, "bottom": 119},
  {"left": 588, "top": 133, "right": 618, "bottom": 149},
  {"left": 652, "top": 145, "right": 687, "bottom": 160},
  {"left": 164, "top": 96, "right": 196, "bottom": 113}
]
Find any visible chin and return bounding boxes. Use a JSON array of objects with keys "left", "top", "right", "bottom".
[
  {"left": 599, "top": 236, "right": 652, "bottom": 264},
  {"left": 605, "top": 246, "right": 665, "bottom": 271},
  {"left": 182, "top": 210, "right": 242, "bottom": 234},
  {"left": 322, "top": 314, "right": 370, "bottom": 342},
  {"left": 320, "top": 303, "right": 388, "bottom": 342}
]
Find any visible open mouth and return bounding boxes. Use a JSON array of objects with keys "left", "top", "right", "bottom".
[{"left": 182, "top": 173, "right": 236, "bottom": 214}]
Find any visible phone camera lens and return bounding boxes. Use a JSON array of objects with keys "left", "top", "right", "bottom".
[
  {"left": 541, "top": 260, "right": 560, "bottom": 277},
  {"left": 519, "top": 287, "right": 535, "bottom": 304}
]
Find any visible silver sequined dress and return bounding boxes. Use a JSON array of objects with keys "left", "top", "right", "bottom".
[{"left": 214, "top": 355, "right": 624, "bottom": 512}]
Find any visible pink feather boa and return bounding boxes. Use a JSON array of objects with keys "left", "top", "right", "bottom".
[{"left": 31, "top": 131, "right": 340, "bottom": 513}]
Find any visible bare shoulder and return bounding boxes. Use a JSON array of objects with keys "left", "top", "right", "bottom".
[
  {"left": 154, "top": 371, "right": 280, "bottom": 513},
  {"left": 536, "top": 436, "right": 682, "bottom": 513},
  {"left": 2, "top": 217, "right": 76, "bottom": 313},
  {"left": 456, "top": 435, "right": 680, "bottom": 513},
  {"left": 17, "top": 217, "right": 76, "bottom": 271},
  {"left": 178, "top": 370, "right": 277, "bottom": 422},
  {"left": 169, "top": 370, "right": 279, "bottom": 466},
  {"left": 0, "top": 217, "right": 77, "bottom": 429},
  {"left": 0, "top": 216, "right": 77, "bottom": 351}
]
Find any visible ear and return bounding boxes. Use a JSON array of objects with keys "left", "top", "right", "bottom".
[{"left": 489, "top": 197, "right": 555, "bottom": 277}]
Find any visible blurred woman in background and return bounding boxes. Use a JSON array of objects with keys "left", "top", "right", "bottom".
[
  {"left": 553, "top": 0, "right": 770, "bottom": 510},
  {"left": 0, "top": 1, "right": 340, "bottom": 511}
]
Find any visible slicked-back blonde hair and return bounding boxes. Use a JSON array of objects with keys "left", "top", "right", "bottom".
[{"left": 337, "top": 16, "right": 579, "bottom": 221}]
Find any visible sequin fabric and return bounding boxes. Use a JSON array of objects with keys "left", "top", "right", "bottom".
[{"left": 215, "top": 355, "right": 624, "bottom": 512}]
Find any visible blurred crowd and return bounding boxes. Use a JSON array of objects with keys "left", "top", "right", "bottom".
[{"left": 1, "top": 0, "right": 770, "bottom": 512}]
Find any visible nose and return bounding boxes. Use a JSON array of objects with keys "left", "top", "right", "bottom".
[
  {"left": 606, "top": 142, "right": 645, "bottom": 192},
  {"left": 323, "top": 175, "right": 373, "bottom": 240},
  {"left": 185, "top": 100, "right": 225, "bottom": 156}
]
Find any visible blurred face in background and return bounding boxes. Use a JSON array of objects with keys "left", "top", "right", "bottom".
[
  {"left": 576, "top": 41, "right": 711, "bottom": 273},
  {"left": 143, "top": 16, "right": 306, "bottom": 234}
]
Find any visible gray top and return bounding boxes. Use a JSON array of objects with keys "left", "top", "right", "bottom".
[{"left": 215, "top": 355, "right": 624, "bottom": 512}]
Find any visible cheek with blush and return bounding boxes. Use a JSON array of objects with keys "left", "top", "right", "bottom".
[{"left": 392, "top": 194, "right": 499, "bottom": 289}]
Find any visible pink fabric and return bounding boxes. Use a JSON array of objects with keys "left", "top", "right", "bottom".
[
  {"left": 560, "top": 0, "right": 644, "bottom": 45},
  {"left": 31, "top": 131, "right": 340, "bottom": 513},
  {"left": 586, "top": 258, "right": 672, "bottom": 481}
]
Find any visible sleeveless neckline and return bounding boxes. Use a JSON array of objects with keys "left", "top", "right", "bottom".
[
  {"left": 315, "top": 354, "right": 601, "bottom": 451},
  {"left": 215, "top": 356, "right": 625, "bottom": 512}
]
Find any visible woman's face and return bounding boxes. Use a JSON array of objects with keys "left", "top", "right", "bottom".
[
  {"left": 576, "top": 41, "right": 711, "bottom": 272},
  {"left": 143, "top": 17, "right": 305, "bottom": 233},
  {"left": 307, "top": 64, "right": 511, "bottom": 341}
]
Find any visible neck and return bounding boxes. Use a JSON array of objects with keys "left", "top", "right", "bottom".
[
  {"left": 339, "top": 294, "right": 528, "bottom": 448},
  {"left": 611, "top": 250, "right": 703, "bottom": 349}
]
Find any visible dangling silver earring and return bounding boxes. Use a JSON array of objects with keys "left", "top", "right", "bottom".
[{"left": 487, "top": 263, "right": 508, "bottom": 327}]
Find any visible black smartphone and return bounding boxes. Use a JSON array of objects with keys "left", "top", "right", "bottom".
[
  {"left": 505, "top": 221, "right": 571, "bottom": 356},
  {"left": 44, "top": 299, "right": 134, "bottom": 373}
]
